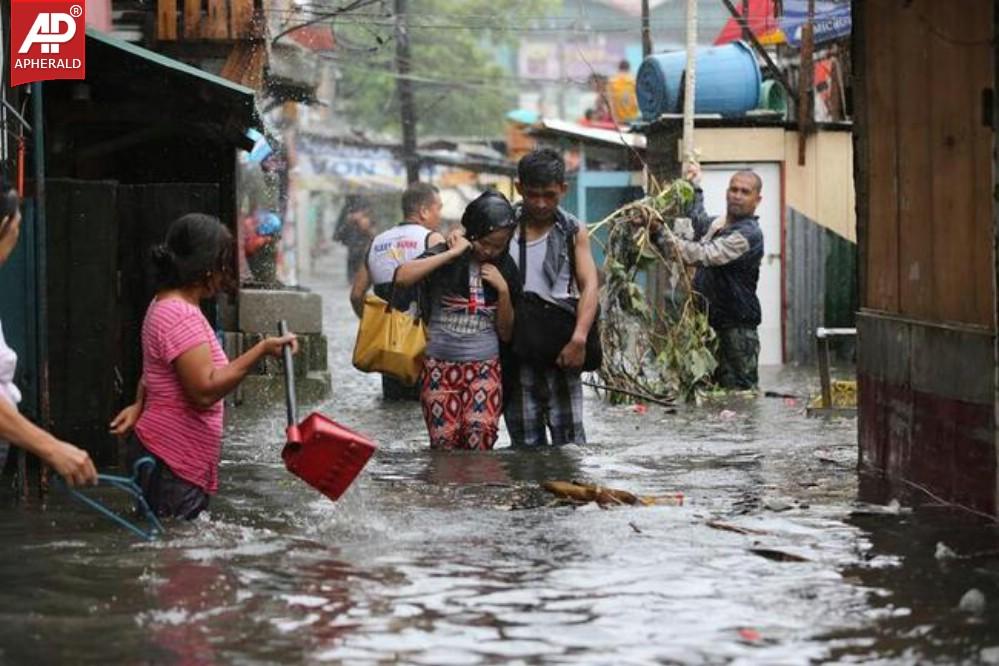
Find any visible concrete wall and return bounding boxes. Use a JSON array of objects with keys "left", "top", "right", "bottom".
[{"left": 225, "top": 288, "right": 332, "bottom": 407}]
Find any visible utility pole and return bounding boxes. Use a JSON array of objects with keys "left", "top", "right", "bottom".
[
  {"left": 641, "top": 0, "right": 652, "bottom": 59},
  {"left": 395, "top": 0, "right": 419, "bottom": 184},
  {"left": 797, "top": 0, "right": 815, "bottom": 165},
  {"left": 682, "top": 0, "right": 697, "bottom": 170}
]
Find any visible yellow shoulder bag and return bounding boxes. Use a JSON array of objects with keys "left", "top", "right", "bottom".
[{"left": 352, "top": 294, "right": 427, "bottom": 385}]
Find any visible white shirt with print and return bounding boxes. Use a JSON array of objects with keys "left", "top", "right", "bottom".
[{"left": 0, "top": 320, "right": 22, "bottom": 407}]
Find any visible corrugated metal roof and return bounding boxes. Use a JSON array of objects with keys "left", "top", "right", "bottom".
[{"left": 530, "top": 118, "right": 647, "bottom": 151}]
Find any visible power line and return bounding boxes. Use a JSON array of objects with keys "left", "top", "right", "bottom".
[
  {"left": 265, "top": 9, "right": 725, "bottom": 32},
  {"left": 328, "top": 57, "right": 595, "bottom": 91}
]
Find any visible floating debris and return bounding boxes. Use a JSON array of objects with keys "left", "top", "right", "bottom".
[
  {"left": 591, "top": 178, "right": 718, "bottom": 403},
  {"left": 705, "top": 520, "right": 772, "bottom": 536},
  {"left": 541, "top": 480, "right": 684, "bottom": 508},
  {"left": 959, "top": 588, "right": 987, "bottom": 614},
  {"left": 749, "top": 548, "right": 811, "bottom": 563}
]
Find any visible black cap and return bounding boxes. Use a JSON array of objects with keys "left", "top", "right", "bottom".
[{"left": 461, "top": 191, "right": 515, "bottom": 241}]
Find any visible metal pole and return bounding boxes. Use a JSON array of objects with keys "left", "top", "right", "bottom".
[
  {"left": 31, "top": 82, "right": 48, "bottom": 498},
  {"left": 394, "top": 0, "right": 419, "bottom": 185},
  {"left": 641, "top": 0, "right": 653, "bottom": 59},
  {"left": 817, "top": 334, "right": 832, "bottom": 408},
  {"left": 682, "top": 0, "right": 697, "bottom": 169},
  {"left": 278, "top": 320, "right": 297, "bottom": 426}
]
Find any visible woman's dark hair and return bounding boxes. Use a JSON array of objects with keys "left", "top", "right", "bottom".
[
  {"left": 461, "top": 190, "right": 515, "bottom": 241},
  {"left": 151, "top": 213, "right": 235, "bottom": 292}
]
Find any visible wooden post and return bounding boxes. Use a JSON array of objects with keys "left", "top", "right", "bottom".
[
  {"left": 395, "top": 0, "right": 419, "bottom": 185},
  {"left": 183, "top": 0, "right": 200, "bottom": 39},
  {"left": 682, "top": 0, "right": 697, "bottom": 169},
  {"left": 157, "top": 0, "right": 178, "bottom": 40},
  {"left": 817, "top": 334, "right": 832, "bottom": 408},
  {"left": 230, "top": 0, "right": 253, "bottom": 39},
  {"left": 206, "top": 0, "right": 229, "bottom": 39}
]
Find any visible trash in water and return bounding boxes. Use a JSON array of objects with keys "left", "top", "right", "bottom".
[
  {"left": 959, "top": 588, "right": 987, "bottom": 614},
  {"left": 541, "top": 480, "right": 684, "bottom": 507},
  {"left": 763, "top": 497, "right": 793, "bottom": 512},
  {"left": 738, "top": 628, "right": 762, "bottom": 643},
  {"left": 849, "top": 499, "right": 910, "bottom": 517},
  {"left": 749, "top": 548, "right": 811, "bottom": 563},
  {"left": 706, "top": 520, "right": 772, "bottom": 536}
]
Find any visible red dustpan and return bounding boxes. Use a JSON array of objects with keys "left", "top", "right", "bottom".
[{"left": 279, "top": 321, "right": 376, "bottom": 501}]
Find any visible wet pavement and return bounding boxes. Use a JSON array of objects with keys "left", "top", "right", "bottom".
[{"left": 1, "top": 249, "right": 999, "bottom": 665}]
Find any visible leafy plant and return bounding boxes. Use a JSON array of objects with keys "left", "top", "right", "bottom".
[{"left": 592, "top": 178, "right": 717, "bottom": 403}]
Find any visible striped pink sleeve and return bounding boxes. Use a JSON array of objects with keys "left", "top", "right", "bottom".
[{"left": 156, "top": 306, "right": 211, "bottom": 363}]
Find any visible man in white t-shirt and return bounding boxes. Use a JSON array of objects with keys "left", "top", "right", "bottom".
[{"left": 350, "top": 183, "right": 444, "bottom": 399}]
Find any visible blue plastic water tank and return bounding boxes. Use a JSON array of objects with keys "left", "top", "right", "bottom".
[{"left": 637, "top": 41, "right": 762, "bottom": 120}]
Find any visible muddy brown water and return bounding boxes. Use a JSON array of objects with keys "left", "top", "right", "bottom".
[{"left": 1, "top": 254, "right": 998, "bottom": 665}]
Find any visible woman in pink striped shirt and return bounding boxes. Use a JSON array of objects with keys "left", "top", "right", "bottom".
[{"left": 109, "top": 213, "right": 297, "bottom": 519}]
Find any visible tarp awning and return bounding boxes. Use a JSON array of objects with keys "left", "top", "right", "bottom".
[
  {"left": 85, "top": 27, "right": 257, "bottom": 139},
  {"left": 529, "top": 118, "right": 647, "bottom": 152},
  {"left": 714, "top": 0, "right": 785, "bottom": 46}
]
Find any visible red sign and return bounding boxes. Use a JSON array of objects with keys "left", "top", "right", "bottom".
[{"left": 10, "top": 0, "right": 86, "bottom": 87}]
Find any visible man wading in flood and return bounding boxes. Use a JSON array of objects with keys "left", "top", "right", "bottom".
[
  {"left": 647, "top": 164, "right": 765, "bottom": 390},
  {"left": 350, "top": 183, "right": 444, "bottom": 400},
  {"left": 505, "top": 148, "right": 600, "bottom": 446}
]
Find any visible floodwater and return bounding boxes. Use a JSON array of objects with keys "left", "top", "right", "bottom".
[{"left": 2, "top": 251, "right": 999, "bottom": 665}]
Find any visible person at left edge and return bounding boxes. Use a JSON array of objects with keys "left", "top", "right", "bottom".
[
  {"left": 109, "top": 213, "right": 298, "bottom": 520},
  {"left": 0, "top": 187, "right": 98, "bottom": 487}
]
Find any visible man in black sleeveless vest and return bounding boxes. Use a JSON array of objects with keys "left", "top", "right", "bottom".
[
  {"left": 651, "top": 165, "right": 765, "bottom": 390},
  {"left": 505, "top": 149, "right": 600, "bottom": 446}
]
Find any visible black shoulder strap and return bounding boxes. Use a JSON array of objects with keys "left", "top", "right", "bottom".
[
  {"left": 568, "top": 226, "right": 578, "bottom": 297},
  {"left": 518, "top": 219, "right": 527, "bottom": 287}
]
